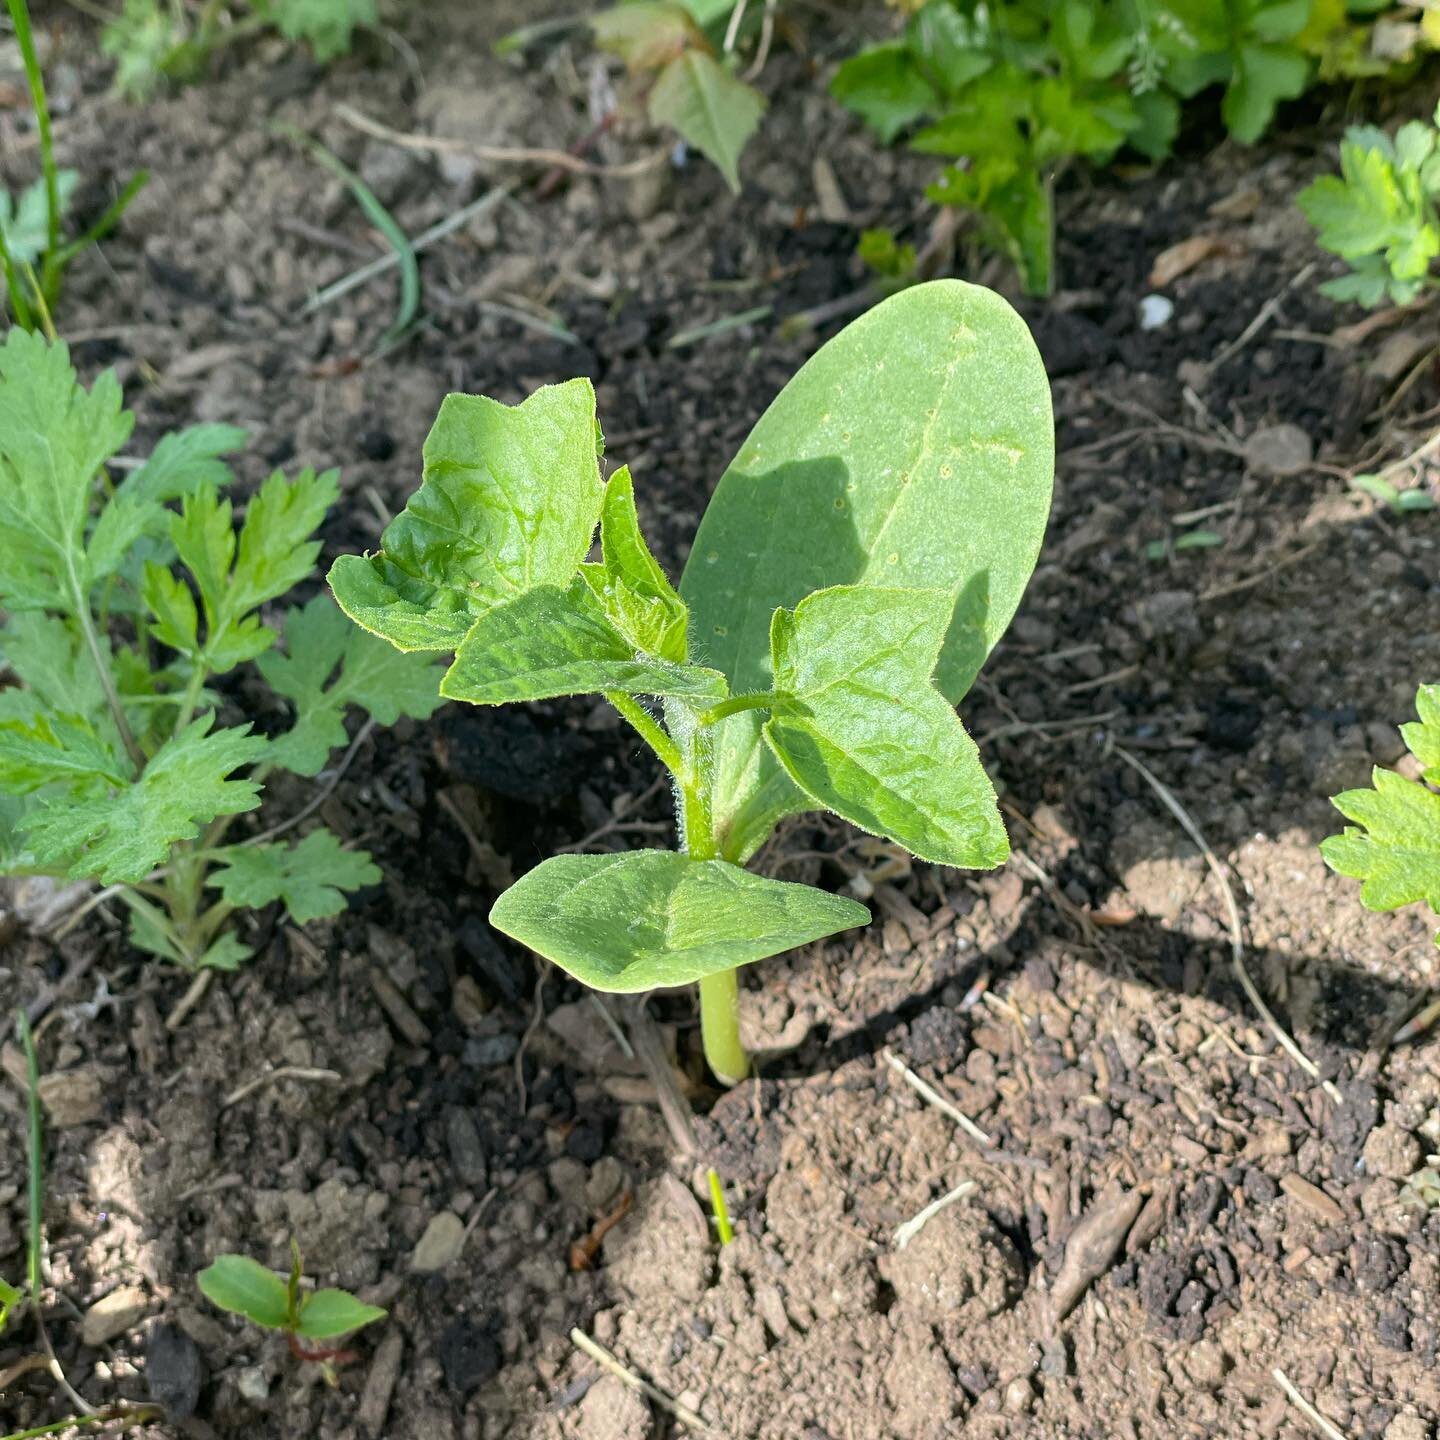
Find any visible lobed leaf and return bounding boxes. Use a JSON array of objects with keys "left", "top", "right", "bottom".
[
  {"left": 20, "top": 716, "right": 267, "bottom": 884},
  {"left": 591, "top": 1, "right": 706, "bottom": 70},
  {"left": 0, "top": 714, "right": 128, "bottom": 795},
  {"left": 329, "top": 379, "right": 604, "bottom": 652},
  {"left": 209, "top": 829, "right": 380, "bottom": 925},
  {"left": 259, "top": 594, "right": 444, "bottom": 776},
  {"left": 490, "top": 850, "right": 870, "bottom": 992},
  {"left": 765, "top": 586, "right": 1007, "bottom": 869},
  {"left": 442, "top": 579, "right": 726, "bottom": 706}
]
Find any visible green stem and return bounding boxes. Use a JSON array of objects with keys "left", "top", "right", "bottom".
[
  {"left": 606, "top": 691, "right": 686, "bottom": 778},
  {"left": 5, "top": 0, "right": 61, "bottom": 300},
  {"left": 0, "top": 221, "right": 33, "bottom": 329},
  {"left": 677, "top": 759, "right": 751, "bottom": 1085},
  {"left": 697, "top": 691, "right": 777, "bottom": 727},
  {"left": 17, "top": 1010, "right": 42, "bottom": 1301},
  {"left": 71, "top": 577, "right": 144, "bottom": 773}
]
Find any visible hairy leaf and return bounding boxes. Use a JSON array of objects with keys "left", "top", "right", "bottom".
[
  {"left": 0, "top": 714, "right": 128, "bottom": 795},
  {"left": 765, "top": 586, "right": 1007, "bottom": 868},
  {"left": 649, "top": 50, "right": 766, "bottom": 194},
  {"left": 210, "top": 829, "right": 380, "bottom": 924},
  {"left": 680, "top": 279, "right": 1052, "bottom": 861},
  {"left": 329, "top": 379, "right": 604, "bottom": 651},
  {"left": 259, "top": 594, "right": 444, "bottom": 776},
  {"left": 20, "top": 717, "right": 266, "bottom": 884},
  {"left": 442, "top": 579, "right": 726, "bottom": 706},
  {"left": 490, "top": 850, "right": 870, "bottom": 992}
]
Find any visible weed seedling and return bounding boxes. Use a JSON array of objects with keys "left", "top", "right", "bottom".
[
  {"left": 1, "top": 0, "right": 148, "bottom": 327},
  {"left": 198, "top": 1243, "right": 385, "bottom": 1380},
  {"left": 1299, "top": 102, "right": 1440, "bottom": 307},
  {"left": 331, "top": 279, "right": 1053, "bottom": 1082},
  {"left": 0, "top": 331, "right": 444, "bottom": 975}
]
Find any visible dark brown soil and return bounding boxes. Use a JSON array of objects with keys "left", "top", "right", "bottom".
[{"left": 2, "top": 5, "right": 1439, "bottom": 1439}]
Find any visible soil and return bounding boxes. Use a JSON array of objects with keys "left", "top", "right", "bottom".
[{"left": 2, "top": 4, "right": 1440, "bottom": 1439}]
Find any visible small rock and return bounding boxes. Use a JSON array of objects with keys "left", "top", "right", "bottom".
[
  {"left": 1363, "top": 1124, "right": 1423, "bottom": 1181},
  {"left": 1243, "top": 423, "right": 1313, "bottom": 476},
  {"left": 39, "top": 1067, "right": 104, "bottom": 1127},
  {"left": 1280, "top": 1173, "right": 1345, "bottom": 1224},
  {"left": 451, "top": 975, "right": 490, "bottom": 1031},
  {"left": 444, "top": 1107, "right": 488, "bottom": 1188},
  {"left": 1003, "top": 1376, "right": 1034, "bottom": 1413},
  {"left": 586, "top": 1156, "right": 626, "bottom": 1211},
  {"left": 1138, "top": 294, "right": 1173, "bottom": 330},
  {"left": 234, "top": 1365, "right": 269, "bottom": 1403},
  {"left": 146, "top": 1323, "right": 204, "bottom": 1417},
  {"left": 359, "top": 1331, "right": 404, "bottom": 1438},
  {"left": 547, "top": 1157, "right": 588, "bottom": 1211},
  {"left": 1185, "top": 1340, "right": 1227, "bottom": 1389},
  {"left": 411, "top": 1211, "right": 466, "bottom": 1273},
  {"left": 462, "top": 1033, "right": 519, "bottom": 1068},
  {"left": 578, "top": 1374, "right": 653, "bottom": 1440},
  {"left": 1385, "top": 1415, "right": 1431, "bottom": 1440},
  {"left": 82, "top": 1285, "right": 149, "bottom": 1346}
]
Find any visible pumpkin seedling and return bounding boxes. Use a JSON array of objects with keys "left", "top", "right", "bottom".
[
  {"left": 330, "top": 279, "right": 1054, "bottom": 1084},
  {"left": 198, "top": 1244, "right": 385, "bottom": 1377}
]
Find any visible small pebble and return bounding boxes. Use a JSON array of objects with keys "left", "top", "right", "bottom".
[
  {"left": 411, "top": 1211, "right": 466, "bottom": 1273},
  {"left": 1138, "top": 294, "right": 1173, "bottom": 330},
  {"left": 81, "top": 1285, "right": 149, "bottom": 1347},
  {"left": 235, "top": 1365, "right": 269, "bottom": 1403}
]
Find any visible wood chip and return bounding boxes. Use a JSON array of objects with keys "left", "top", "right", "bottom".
[
  {"left": 1280, "top": 1173, "right": 1345, "bottom": 1224},
  {"left": 1282, "top": 1245, "right": 1314, "bottom": 1274},
  {"left": 1048, "top": 1184, "right": 1145, "bottom": 1323},
  {"left": 1149, "top": 235, "right": 1235, "bottom": 288}
]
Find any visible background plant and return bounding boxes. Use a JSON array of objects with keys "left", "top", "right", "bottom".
[
  {"left": 1, "top": 0, "right": 147, "bottom": 327},
  {"left": 586, "top": 0, "right": 768, "bottom": 193},
  {"left": 834, "top": 0, "right": 1439, "bottom": 295},
  {"left": 331, "top": 279, "right": 1053, "bottom": 1083},
  {"left": 1299, "top": 101, "right": 1440, "bottom": 306},
  {"left": 0, "top": 330, "right": 443, "bottom": 973},
  {"left": 101, "top": 0, "right": 378, "bottom": 99}
]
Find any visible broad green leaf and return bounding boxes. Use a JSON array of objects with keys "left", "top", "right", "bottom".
[
  {"left": 295, "top": 1289, "right": 387, "bottom": 1340},
  {"left": 329, "top": 379, "right": 603, "bottom": 652},
  {"left": 0, "top": 331, "right": 133, "bottom": 612},
  {"left": 581, "top": 466, "right": 689, "bottom": 662},
  {"left": 0, "top": 1274, "right": 20, "bottom": 1333},
  {"left": 197, "top": 1255, "right": 292, "bottom": 1331},
  {"left": 197, "top": 932, "right": 253, "bottom": 971},
  {"left": 209, "top": 830, "right": 381, "bottom": 924},
  {"left": 592, "top": 1, "right": 705, "bottom": 70},
  {"left": 442, "top": 579, "right": 726, "bottom": 706},
  {"left": 1402, "top": 684, "right": 1440, "bottom": 781},
  {"left": 0, "top": 714, "right": 128, "bottom": 795},
  {"left": 765, "top": 587, "right": 1007, "bottom": 869},
  {"left": 0, "top": 170, "right": 78, "bottom": 265},
  {"left": 490, "top": 850, "right": 870, "bottom": 992},
  {"left": 259, "top": 594, "right": 444, "bottom": 776},
  {"left": 649, "top": 50, "right": 766, "bottom": 194},
  {"left": 20, "top": 717, "right": 266, "bottom": 884},
  {"left": 1221, "top": 43, "right": 1309, "bottom": 143},
  {"left": 831, "top": 43, "right": 940, "bottom": 143},
  {"left": 680, "top": 279, "right": 1053, "bottom": 861}
]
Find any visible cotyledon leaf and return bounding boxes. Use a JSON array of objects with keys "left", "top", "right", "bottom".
[
  {"left": 489, "top": 850, "right": 870, "bottom": 992},
  {"left": 442, "top": 578, "right": 726, "bottom": 705},
  {"left": 328, "top": 379, "right": 604, "bottom": 652},
  {"left": 679, "top": 279, "right": 1053, "bottom": 861},
  {"left": 764, "top": 586, "right": 1007, "bottom": 869}
]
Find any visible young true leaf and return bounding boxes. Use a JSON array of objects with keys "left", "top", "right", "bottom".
[
  {"left": 680, "top": 279, "right": 1052, "bottom": 861},
  {"left": 20, "top": 717, "right": 266, "bottom": 884},
  {"left": 294, "top": 1289, "right": 387, "bottom": 1340},
  {"left": 1402, "top": 684, "right": 1440, "bottom": 781},
  {"left": 0, "top": 613, "right": 110, "bottom": 728},
  {"left": 0, "top": 714, "right": 127, "bottom": 794},
  {"left": 490, "top": 850, "right": 870, "bottom": 992},
  {"left": 262, "top": 0, "right": 377, "bottom": 61},
  {"left": 119, "top": 423, "right": 248, "bottom": 505},
  {"left": 0, "top": 170, "right": 78, "bottom": 265},
  {"left": 329, "top": 380, "right": 604, "bottom": 652},
  {"left": 197, "top": 1255, "right": 292, "bottom": 1331},
  {"left": 0, "top": 1274, "right": 21, "bottom": 1333},
  {"left": 582, "top": 467, "right": 690, "bottom": 663},
  {"left": 0, "top": 329, "right": 133, "bottom": 612},
  {"left": 441, "top": 579, "right": 726, "bottom": 706},
  {"left": 830, "top": 44, "right": 941, "bottom": 144},
  {"left": 258, "top": 594, "right": 443, "bottom": 776},
  {"left": 209, "top": 829, "right": 380, "bottom": 925},
  {"left": 765, "top": 586, "right": 1007, "bottom": 868},
  {"left": 592, "top": 1, "right": 706, "bottom": 70},
  {"left": 648, "top": 50, "right": 766, "bottom": 194}
]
